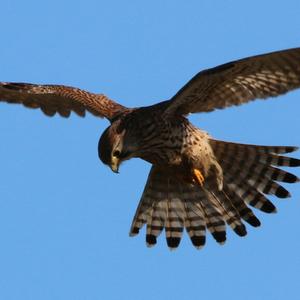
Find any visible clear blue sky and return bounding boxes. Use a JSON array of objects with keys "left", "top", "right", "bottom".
[{"left": 0, "top": 1, "right": 300, "bottom": 299}]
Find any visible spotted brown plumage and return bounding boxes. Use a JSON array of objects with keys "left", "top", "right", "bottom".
[{"left": 1, "top": 47, "right": 300, "bottom": 250}]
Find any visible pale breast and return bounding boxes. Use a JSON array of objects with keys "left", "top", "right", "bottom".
[{"left": 182, "top": 122, "right": 214, "bottom": 175}]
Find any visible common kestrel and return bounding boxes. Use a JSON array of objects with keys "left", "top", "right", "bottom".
[{"left": 1, "top": 47, "right": 300, "bottom": 249}]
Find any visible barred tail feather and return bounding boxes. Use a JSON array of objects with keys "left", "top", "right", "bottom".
[
  {"left": 222, "top": 185, "right": 261, "bottom": 227},
  {"left": 130, "top": 141, "right": 299, "bottom": 249},
  {"left": 211, "top": 139, "right": 299, "bottom": 212},
  {"left": 206, "top": 186, "right": 247, "bottom": 237},
  {"left": 146, "top": 200, "right": 166, "bottom": 247},
  {"left": 183, "top": 199, "right": 206, "bottom": 248},
  {"left": 130, "top": 167, "right": 230, "bottom": 249},
  {"left": 199, "top": 194, "right": 227, "bottom": 244}
]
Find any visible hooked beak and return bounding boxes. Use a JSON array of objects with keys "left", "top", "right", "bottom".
[{"left": 110, "top": 157, "right": 120, "bottom": 173}]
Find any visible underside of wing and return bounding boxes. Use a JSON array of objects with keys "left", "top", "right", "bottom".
[
  {"left": 0, "top": 82, "right": 127, "bottom": 120},
  {"left": 164, "top": 47, "right": 300, "bottom": 116}
]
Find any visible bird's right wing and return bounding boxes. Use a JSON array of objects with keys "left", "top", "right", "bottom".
[{"left": 0, "top": 82, "right": 127, "bottom": 121}]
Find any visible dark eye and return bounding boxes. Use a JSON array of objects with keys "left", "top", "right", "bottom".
[{"left": 113, "top": 150, "right": 121, "bottom": 157}]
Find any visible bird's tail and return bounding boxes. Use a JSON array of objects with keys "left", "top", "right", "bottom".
[{"left": 129, "top": 141, "right": 300, "bottom": 250}]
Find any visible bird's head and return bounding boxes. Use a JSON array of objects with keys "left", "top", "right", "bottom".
[{"left": 98, "top": 120, "right": 138, "bottom": 173}]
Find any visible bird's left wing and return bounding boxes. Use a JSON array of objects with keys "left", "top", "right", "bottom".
[
  {"left": 164, "top": 47, "right": 300, "bottom": 116},
  {"left": 0, "top": 82, "right": 127, "bottom": 120}
]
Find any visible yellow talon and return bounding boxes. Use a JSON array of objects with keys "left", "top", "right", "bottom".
[{"left": 192, "top": 168, "right": 205, "bottom": 186}]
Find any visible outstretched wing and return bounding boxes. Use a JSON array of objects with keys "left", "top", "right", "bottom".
[
  {"left": 164, "top": 47, "right": 300, "bottom": 116},
  {"left": 0, "top": 82, "right": 127, "bottom": 120}
]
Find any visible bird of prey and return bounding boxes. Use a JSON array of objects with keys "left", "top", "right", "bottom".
[{"left": 1, "top": 47, "right": 300, "bottom": 250}]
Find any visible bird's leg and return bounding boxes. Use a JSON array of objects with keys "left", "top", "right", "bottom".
[{"left": 192, "top": 168, "right": 205, "bottom": 186}]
